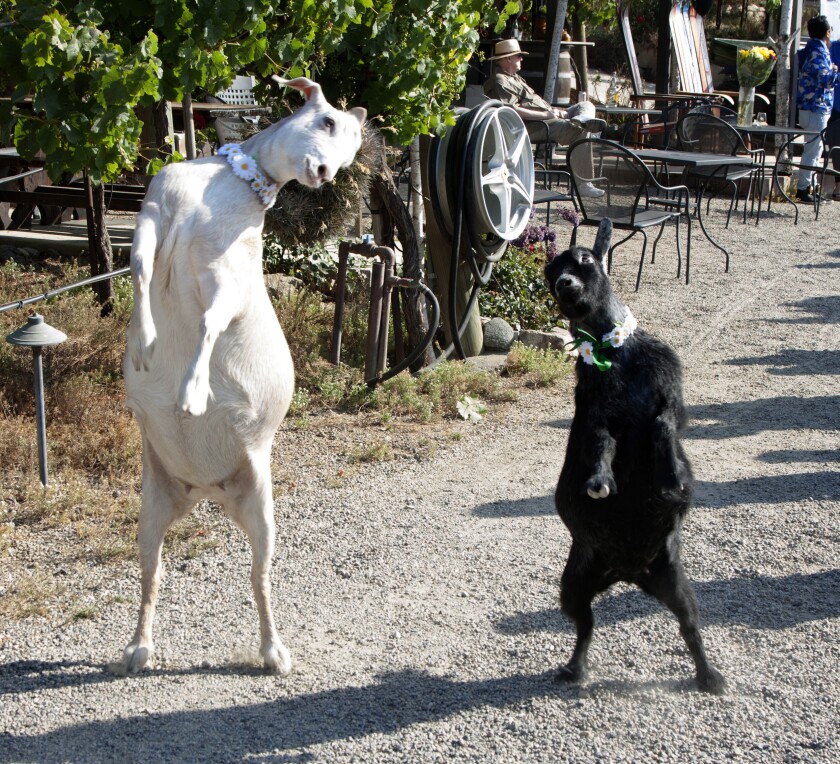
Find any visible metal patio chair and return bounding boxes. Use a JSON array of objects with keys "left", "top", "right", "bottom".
[
  {"left": 674, "top": 111, "right": 766, "bottom": 227},
  {"left": 567, "top": 137, "right": 692, "bottom": 289}
]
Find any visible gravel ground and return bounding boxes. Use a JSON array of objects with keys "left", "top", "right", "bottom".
[{"left": 1, "top": 197, "right": 839, "bottom": 763}]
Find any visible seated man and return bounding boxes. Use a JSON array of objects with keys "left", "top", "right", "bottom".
[{"left": 483, "top": 38, "right": 605, "bottom": 198}]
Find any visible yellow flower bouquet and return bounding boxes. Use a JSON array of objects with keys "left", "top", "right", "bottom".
[
  {"left": 736, "top": 45, "right": 777, "bottom": 88},
  {"left": 736, "top": 45, "right": 776, "bottom": 125}
]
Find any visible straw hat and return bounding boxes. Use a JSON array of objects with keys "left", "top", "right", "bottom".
[{"left": 488, "top": 39, "right": 528, "bottom": 61}]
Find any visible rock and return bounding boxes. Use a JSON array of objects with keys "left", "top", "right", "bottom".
[
  {"left": 264, "top": 273, "right": 304, "bottom": 300},
  {"left": 483, "top": 317, "right": 517, "bottom": 351},
  {"left": 465, "top": 353, "right": 508, "bottom": 373},
  {"left": 517, "top": 327, "right": 573, "bottom": 352}
]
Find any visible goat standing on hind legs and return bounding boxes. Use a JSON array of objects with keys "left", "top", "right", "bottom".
[
  {"left": 121, "top": 77, "right": 365, "bottom": 674},
  {"left": 544, "top": 219, "right": 726, "bottom": 694}
]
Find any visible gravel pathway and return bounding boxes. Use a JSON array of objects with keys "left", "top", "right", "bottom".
[{"left": 1, "top": 198, "right": 839, "bottom": 762}]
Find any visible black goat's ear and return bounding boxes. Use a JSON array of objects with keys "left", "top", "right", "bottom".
[{"left": 593, "top": 218, "right": 612, "bottom": 263}]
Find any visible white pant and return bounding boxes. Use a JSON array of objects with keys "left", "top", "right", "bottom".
[{"left": 797, "top": 109, "right": 830, "bottom": 190}]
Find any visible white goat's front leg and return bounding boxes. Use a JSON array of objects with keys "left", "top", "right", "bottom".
[
  {"left": 227, "top": 460, "right": 291, "bottom": 675},
  {"left": 127, "top": 213, "right": 160, "bottom": 371},
  {"left": 123, "top": 445, "right": 191, "bottom": 673},
  {"left": 179, "top": 272, "right": 241, "bottom": 417}
]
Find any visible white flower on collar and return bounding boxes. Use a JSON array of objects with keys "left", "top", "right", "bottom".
[
  {"left": 602, "top": 309, "right": 637, "bottom": 348},
  {"left": 218, "top": 143, "right": 279, "bottom": 209},
  {"left": 573, "top": 308, "right": 638, "bottom": 371}
]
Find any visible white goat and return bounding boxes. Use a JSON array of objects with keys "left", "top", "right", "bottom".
[{"left": 121, "top": 77, "right": 365, "bottom": 674}]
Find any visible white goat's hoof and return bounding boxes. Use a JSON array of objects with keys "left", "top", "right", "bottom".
[
  {"left": 178, "top": 378, "right": 209, "bottom": 417},
  {"left": 587, "top": 484, "right": 610, "bottom": 499},
  {"left": 123, "top": 641, "right": 154, "bottom": 673},
  {"left": 262, "top": 642, "right": 292, "bottom": 675},
  {"left": 127, "top": 332, "right": 155, "bottom": 372}
]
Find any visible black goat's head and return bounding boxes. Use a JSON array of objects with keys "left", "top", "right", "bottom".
[{"left": 544, "top": 219, "right": 613, "bottom": 322}]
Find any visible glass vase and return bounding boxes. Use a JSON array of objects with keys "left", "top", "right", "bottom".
[{"left": 737, "top": 85, "right": 755, "bottom": 127}]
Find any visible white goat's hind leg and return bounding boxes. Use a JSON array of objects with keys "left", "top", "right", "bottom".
[
  {"left": 227, "top": 464, "right": 291, "bottom": 675},
  {"left": 123, "top": 447, "right": 191, "bottom": 672},
  {"left": 179, "top": 277, "right": 240, "bottom": 417}
]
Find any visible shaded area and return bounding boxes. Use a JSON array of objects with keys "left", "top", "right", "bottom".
[
  {"left": 724, "top": 350, "right": 840, "bottom": 376},
  {"left": 495, "top": 569, "right": 840, "bottom": 635},
  {"left": 796, "top": 251, "right": 840, "bottom": 270},
  {"left": 687, "top": 396, "right": 840, "bottom": 439},
  {"left": 472, "top": 494, "right": 555, "bottom": 518},
  {"left": 764, "top": 294, "right": 840, "bottom": 324},
  {"left": 694, "top": 470, "right": 840, "bottom": 508},
  {"left": 756, "top": 449, "right": 840, "bottom": 464},
  {"left": 0, "top": 668, "right": 565, "bottom": 763}
]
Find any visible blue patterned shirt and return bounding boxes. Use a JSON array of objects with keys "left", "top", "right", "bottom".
[{"left": 797, "top": 38, "right": 838, "bottom": 113}]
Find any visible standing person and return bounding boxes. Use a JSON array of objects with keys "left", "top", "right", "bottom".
[
  {"left": 824, "top": 36, "right": 840, "bottom": 200},
  {"left": 796, "top": 15, "right": 839, "bottom": 203},
  {"left": 483, "top": 38, "right": 606, "bottom": 197}
]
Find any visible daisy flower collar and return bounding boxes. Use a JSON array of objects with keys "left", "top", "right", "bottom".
[
  {"left": 218, "top": 143, "right": 279, "bottom": 209},
  {"left": 571, "top": 309, "right": 637, "bottom": 372}
]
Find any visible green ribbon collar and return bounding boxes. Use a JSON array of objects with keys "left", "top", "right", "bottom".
[{"left": 570, "top": 309, "right": 637, "bottom": 372}]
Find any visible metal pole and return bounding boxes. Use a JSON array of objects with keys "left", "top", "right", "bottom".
[
  {"left": 543, "top": 0, "right": 570, "bottom": 103},
  {"left": 32, "top": 346, "right": 49, "bottom": 486},
  {"left": 365, "top": 261, "right": 385, "bottom": 382}
]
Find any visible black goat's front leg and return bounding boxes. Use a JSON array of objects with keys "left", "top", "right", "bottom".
[
  {"left": 584, "top": 426, "right": 617, "bottom": 499},
  {"left": 640, "top": 547, "right": 726, "bottom": 695},
  {"left": 652, "top": 411, "right": 691, "bottom": 496},
  {"left": 557, "top": 543, "right": 614, "bottom": 684}
]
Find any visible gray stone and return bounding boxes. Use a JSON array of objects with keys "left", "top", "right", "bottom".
[
  {"left": 482, "top": 317, "right": 516, "bottom": 351},
  {"left": 264, "top": 273, "right": 304, "bottom": 300},
  {"left": 517, "top": 327, "right": 574, "bottom": 352},
  {"left": 464, "top": 353, "right": 508, "bottom": 373}
]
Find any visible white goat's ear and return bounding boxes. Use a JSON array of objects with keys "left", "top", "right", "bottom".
[
  {"left": 592, "top": 218, "right": 612, "bottom": 262},
  {"left": 347, "top": 106, "right": 367, "bottom": 125},
  {"left": 271, "top": 75, "right": 324, "bottom": 103}
]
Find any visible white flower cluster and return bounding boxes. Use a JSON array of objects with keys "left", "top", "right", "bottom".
[
  {"left": 579, "top": 309, "right": 637, "bottom": 367},
  {"left": 218, "top": 143, "right": 279, "bottom": 209},
  {"left": 603, "top": 309, "right": 637, "bottom": 349}
]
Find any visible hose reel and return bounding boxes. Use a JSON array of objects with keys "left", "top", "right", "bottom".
[{"left": 428, "top": 101, "right": 535, "bottom": 358}]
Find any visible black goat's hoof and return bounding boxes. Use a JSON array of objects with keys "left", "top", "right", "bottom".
[
  {"left": 584, "top": 476, "right": 613, "bottom": 499},
  {"left": 697, "top": 667, "right": 727, "bottom": 695},
  {"left": 555, "top": 664, "right": 586, "bottom": 684}
]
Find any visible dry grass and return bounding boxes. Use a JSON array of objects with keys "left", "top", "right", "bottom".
[{"left": 0, "top": 256, "right": 572, "bottom": 621}]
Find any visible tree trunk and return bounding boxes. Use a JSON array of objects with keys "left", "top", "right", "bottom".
[
  {"left": 775, "top": 0, "right": 796, "bottom": 143},
  {"left": 368, "top": 139, "right": 433, "bottom": 370},
  {"left": 543, "top": 0, "right": 570, "bottom": 103},
  {"left": 409, "top": 137, "right": 424, "bottom": 245},
  {"left": 84, "top": 175, "right": 114, "bottom": 316}
]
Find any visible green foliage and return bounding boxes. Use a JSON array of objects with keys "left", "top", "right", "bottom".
[
  {"left": 2, "top": 1, "right": 512, "bottom": 184},
  {"left": 263, "top": 238, "right": 338, "bottom": 287},
  {"left": 479, "top": 240, "right": 560, "bottom": 331},
  {"left": 1, "top": 3, "right": 162, "bottom": 182},
  {"left": 505, "top": 342, "right": 571, "bottom": 387}
]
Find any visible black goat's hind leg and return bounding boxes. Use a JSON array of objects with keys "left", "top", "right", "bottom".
[
  {"left": 641, "top": 553, "right": 726, "bottom": 694},
  {"left": 556, "top": 544, "right": 613, "bottom": 684}
]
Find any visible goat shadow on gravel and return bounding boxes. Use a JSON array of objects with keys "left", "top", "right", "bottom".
[
  {"left": 494, "top": 569, "right": 840, "bottom": 636},
  {"left": 0, "top": 667, "right": 585, "bottom": 763}
]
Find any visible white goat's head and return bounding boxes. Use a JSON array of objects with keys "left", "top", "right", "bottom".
[{"left": 267, "top": 76, "right": 366, "bottom": 189}]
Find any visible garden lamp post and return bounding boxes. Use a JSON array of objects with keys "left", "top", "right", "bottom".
[{"left": 6, "top": 313, "right": 67, "bottom": 486}]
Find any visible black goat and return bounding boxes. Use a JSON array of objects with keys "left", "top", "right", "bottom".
[{"left": 544, "top": 218, "right": 725, "bottom": 694}]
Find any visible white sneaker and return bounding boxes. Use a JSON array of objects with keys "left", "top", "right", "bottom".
[
  {"left": 578, "top": 182, "right": 605, "bottom": 198},
  {"left": 570, "top": 116, "right": 607, "bottom": 134}
]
